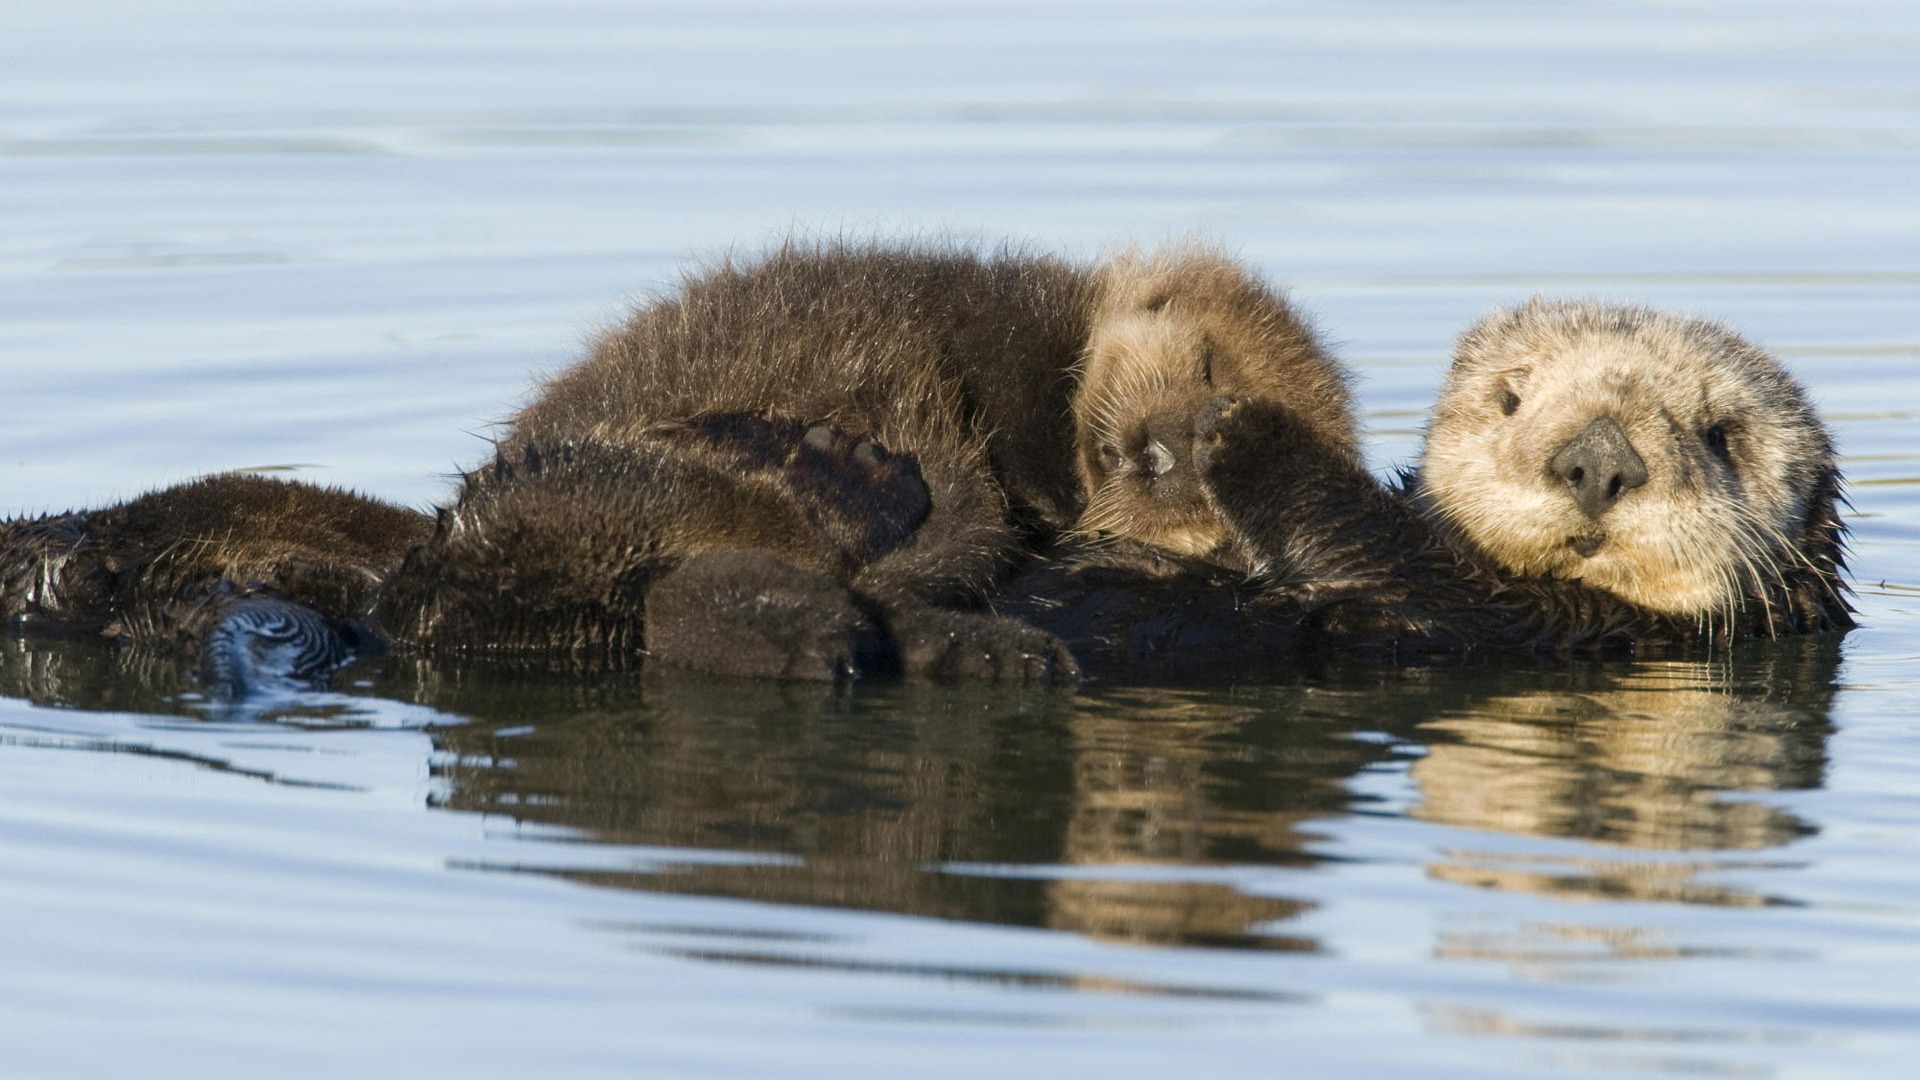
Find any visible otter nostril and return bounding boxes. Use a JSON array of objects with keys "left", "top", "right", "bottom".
[{"left": 1143, "top": 439, "right": 1176, "bottom": 478}]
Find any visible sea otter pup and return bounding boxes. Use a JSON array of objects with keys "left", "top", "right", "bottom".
[
  {"left": 381, "top": 239, "right": 1352, "bottom": 680},
  {"left": 1006, "top": 299, "right": 1852, "bottom": 676}
]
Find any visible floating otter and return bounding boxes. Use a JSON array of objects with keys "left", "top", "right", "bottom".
[
  {"left": 380, "top": 239, "right": 1350, "bottom": 681},
  {"left": 1005, "top": 299, "right": 1852, "bottom": 677},
  {"left": 0, "top": 240, "right": 1354, "bottom": 687}
]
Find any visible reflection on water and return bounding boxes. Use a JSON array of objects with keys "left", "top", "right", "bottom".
[
  {"left": 1410, "top": 643, "right": 1837, "bottom": 909},
  {"left": 0, "top": 634, "right": 1846, "bottom": 948}
]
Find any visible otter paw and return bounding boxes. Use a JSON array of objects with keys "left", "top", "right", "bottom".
[
  {"left": 884, "top": 607, "right": 1082, "bottom": 686},
  {"left": 1190, "top": 395, "right": 1247, "bottom": 475},
  {"left": 644, "top": 550, "right": 885, "bottom": 682},
  {"left": 789, "top": 424, "right": 931, "bottom": 559},
  {"left": 1192, "top": 395, "right": 1341, "bottom": 485}
]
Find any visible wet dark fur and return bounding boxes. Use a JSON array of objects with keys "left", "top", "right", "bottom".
[
  {"left": 2, "top": 241, "right": 1358, "bottom": 689},
  {"left": 380, "top": 240, "right": 1345, "bottom": 681},
  {"left": 0, "top": 474, "right": 430, "bottom": 680},
  {"left": 374, "top": 413, "right": 1045, "bottom": 681},
  {"left": 504, "top": 241, "right": 1099, "bottom": 611},
  {"left": 1003, "top": 395, "right": 1851, "bottom": 680},
  {"left": 343, "top": 241, "right": 1109, "bottom": 684}
]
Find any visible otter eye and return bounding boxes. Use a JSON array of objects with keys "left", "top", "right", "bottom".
[
  {"left": 1098, "top": 444, "right": 1125, "bottom": 474},
  {"left": 1500, "top": 389, "right": 1520, "bottom": 416},
  {"left": 1200, "top": 348, "right": 1214, "bottom": 386},
  {"left": 1704, "top": 423, "right": 1731, "bottom": 461}
]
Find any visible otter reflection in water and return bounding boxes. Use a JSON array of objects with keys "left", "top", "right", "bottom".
[
  {"left": 1410, "top": 637, "right": 1840, "bottom": 908},
  {"left": 0, "top": 638, "right": 1843, "bottom": 949}
]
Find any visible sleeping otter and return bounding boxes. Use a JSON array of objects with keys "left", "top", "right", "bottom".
[
  {"left": 1071, "top": 245, "right": 1355, "bottom": 562},
  {"left": 381, "top": 239, "right": 1351, "bottom": 680},
  {"left": 1005, "top": 299, "right": 1852, "bottom": 677}
]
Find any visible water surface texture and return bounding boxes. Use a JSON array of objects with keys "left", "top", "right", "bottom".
[{"left": 4, "top": 2, "right": 1919, "bottom": 1077}]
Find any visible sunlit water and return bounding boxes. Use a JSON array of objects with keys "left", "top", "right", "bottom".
[{"left": 4, "top": 2, "right": 1919, "bottom": 1077}]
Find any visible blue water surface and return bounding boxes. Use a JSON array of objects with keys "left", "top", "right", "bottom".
[{"left": 3, "top": 3, "right": 1918, "bottom": 1077}]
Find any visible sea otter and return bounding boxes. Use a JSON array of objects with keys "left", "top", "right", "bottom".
[
  {"left": 1004, "top": 299, "right": 1852, "bottom": 677},
  {"left": 380, "top": 239, "right": 1351, "bottom": 680},
  {"left": 1416, "top": 298, "right": 1849, "bottom": 632}
]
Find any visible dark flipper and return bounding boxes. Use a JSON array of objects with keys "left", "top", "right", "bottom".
[{"left": 199, "top": 594, "right": 358, "bottom": 699}]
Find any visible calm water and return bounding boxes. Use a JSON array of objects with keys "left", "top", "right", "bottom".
[{"left": 4, "top": 2, "right": 1919, "bottom": 1077}]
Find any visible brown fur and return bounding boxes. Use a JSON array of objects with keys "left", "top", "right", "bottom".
[
  {"left": 384, "top": 239, "right": 1353, "bottom": 679},
  {"left": 0, "top": 473, "right": 430, "bottom": 650},
  {"left": 376, "top": 414, "right": 935, "bottom": 677},
  {"left": 1071, "top": 245, "right": 1355, "bottom": 562},
  {"left": 507, "top": 240, "right": 1097, "bottom": 610},
  {"left": 0, "top": 239, "right": 1357, "bottom": 687}
]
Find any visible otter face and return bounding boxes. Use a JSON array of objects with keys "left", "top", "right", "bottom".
[
  {"left": 1420, "top": 299, "right": 1835, "bottom": 618},
  {"left": 1071, "top": 246, "right": 1355, "bottom": 559}
]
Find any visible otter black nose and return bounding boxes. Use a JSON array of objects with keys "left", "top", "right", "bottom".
[{"left": 1550, "top": 416, "right": 1648, "bottom": 519}]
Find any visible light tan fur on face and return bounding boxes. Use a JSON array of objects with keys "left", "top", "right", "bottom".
[
  {"left": 1071, "top": 244, "right": 1356, "bottom": 559},
  {"left": 1420, "top": 299, "right": 1834, "bottom": 620}
]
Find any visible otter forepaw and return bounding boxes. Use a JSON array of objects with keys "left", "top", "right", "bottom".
[
  {"left": 1192, "top": 393, "right": 1269, "bottom": 482},
  {"left": 1192, "top": 395, "right": 1341, "bottom": 488},
  {"left": 885, "top": 607, "right": 1081, "bottom": 687},
  {"left": 644, "top": 550, "right": 886, "bottom": 682},
  {"left": 1192, "top": 395, "right": 1243, "bottom": 452}
]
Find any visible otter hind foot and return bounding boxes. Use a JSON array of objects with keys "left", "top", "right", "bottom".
[
  {"left": 642, "top": 550, "right": 888, "bottom": 682},
  {"left": 883, "top": 607, "right": 1081, "bottom": 687}
]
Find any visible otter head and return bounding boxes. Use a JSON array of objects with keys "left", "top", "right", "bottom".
[
  {"left": 1071, "top": 245, "right": 1357, "bottom": 559},
  {"left": 1419, "top": 299, "right": 1839, "bottom": 619}
]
